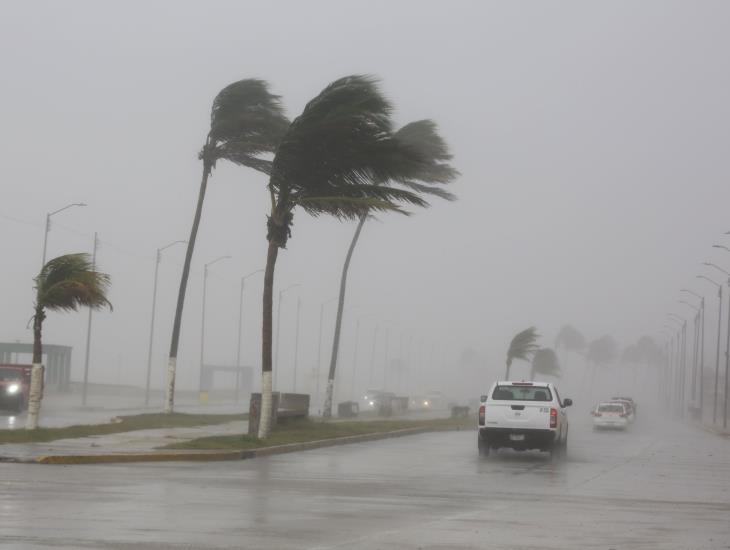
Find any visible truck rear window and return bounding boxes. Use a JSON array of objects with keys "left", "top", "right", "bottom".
[{"left": 491, "top": 386, "right": 552, "bottom": 401}]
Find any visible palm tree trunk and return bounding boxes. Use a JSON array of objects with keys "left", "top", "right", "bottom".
[
  {"left": 26, "top": 308, "right": 45, "bottom": 429},
  {"left": 258, "top": 239, "right": 279, "bottom": 438},
  {"left": 165, "top": 160, "right": 212, "bottom": 414},
  {"left": 323, "top": 213, "right": 366, "bottom": 418},
  {"left": 504, "top": 359, "right": 511, "bottom": 380}
]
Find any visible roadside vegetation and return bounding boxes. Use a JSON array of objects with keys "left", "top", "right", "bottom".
[
  {"left": 0, "top": 413, "right": 247, "bottom": 444},
  {"left": 163, "top": 416, "right": 473, "bottom": 451}
]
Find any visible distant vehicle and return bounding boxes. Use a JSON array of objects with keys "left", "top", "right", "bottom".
[
  {"left": 611, "top": 396, "right": 637, "bottom": 416},
  {"left": 0, "top": 364, "right": 32, "bottom": 412},
  {"left": 609, "top": 398, "right": 636, "bottom": 422},
  {"left": 592, "top": 402, "right": 631, "bottom": 429},
  {"left": 362, "top": 390, "right": 396, "bottom": 414},
  {"left": 477, "top": 381, "right": 572, "bottom": 458}
]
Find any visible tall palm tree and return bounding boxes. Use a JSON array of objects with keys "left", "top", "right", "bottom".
[
  {"left": 322, "top": 120, "right": 458, "bottom": 418},
  {"left": 257, "top": 75, "right": 431, "bottom": 438},
  {"left": 530, "top": 348, "right": 561, "bottom": 379},
  {"left": 505, "top": 327, "right": 539, "bottom": 379},
  {"left": 27, "top": 254, "right": 111, "bottom": 429},
  {"left": 165, "top": 80, "right": 289, "bottom": 413},
  {"left": 554, "top": 324, "right": 586, "bottom": 353}
]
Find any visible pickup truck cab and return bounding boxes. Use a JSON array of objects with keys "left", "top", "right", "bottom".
[{"left": 477, "top": 381, "right": 572, "bottom": 458}]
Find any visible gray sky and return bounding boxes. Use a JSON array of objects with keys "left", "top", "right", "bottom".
[{"left": 1, "top": 0, "right": 729, "bottom": 398}]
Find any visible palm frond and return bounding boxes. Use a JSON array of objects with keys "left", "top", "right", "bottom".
[
  {"left": 555, "top": 324, "right": 587, "bottom": 351},
  {"left": 204, "top": 79, "right": 290, "bottom": 173},
  {"left": 297, "top": 197, "right": 406, "bottom": 219},
  {"left": 270, "top": 75, "right": 397, "bottom": 204},
  {"left": 507, "top": 326, "right": 540, "bottom": 365},
  {"left": 36, "top": 253, "right": 112, "bottom": 313}
]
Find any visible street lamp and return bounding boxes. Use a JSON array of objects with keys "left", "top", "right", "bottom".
[
  {"left": 315, "top": 297, "right": 337, "bottom": 409},
  {"left": 679, "top": 299, "right": 701, "bottom": 412},
  {"left": 41, "top": 202, "right": 87, "bottom": 268},
  {"left": 200, "top": 256, "right": 231, "bottom": 399},
  {"left": 707, "top": 256, "right": 730, "bottom": 428},
  {"left": 274, "top": 283, "right": 300, "bottom": 391},
  {"left": 237, "top": 269, "right": 264, "bottom": 378},
  {"left": 667, "top": 314, "right": 687, "bottom": 415},
  {"left": 145, "top": 240, "right": 186, "bottom": 406},
  {"left": 697, "top": 274, "right": 723, "bottom": 424}
]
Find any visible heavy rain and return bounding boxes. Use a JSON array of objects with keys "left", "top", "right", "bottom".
[{"left": 1, "top": 1, "right": 729, "bottom": 548}]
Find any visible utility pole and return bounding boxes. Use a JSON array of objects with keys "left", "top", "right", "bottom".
[{"left": 81, "top": 232, "right": 98, "bottom": 406}]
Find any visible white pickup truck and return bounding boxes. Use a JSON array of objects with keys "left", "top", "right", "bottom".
[{"left": 477, "top": 381, "right": 572, "bottom": 458}]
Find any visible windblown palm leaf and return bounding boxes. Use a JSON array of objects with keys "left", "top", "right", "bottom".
[
  {"left": 505, "top": 327, "right": 540, "bottom": 378},
  {"left": 36, "top": 253, "right": 111, "bottom": 312},
  {"left": 531, "top": 348, "right": 561, "bottom": 378},
  {"left": 203, "top": 79, "right": 290, "bottom": 174}
]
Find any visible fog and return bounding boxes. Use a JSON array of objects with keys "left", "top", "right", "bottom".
[{"left": 1, "top": 0, "right": 729, "bottom": 408}]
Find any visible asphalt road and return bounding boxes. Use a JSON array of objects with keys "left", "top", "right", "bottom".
[{"left": 1, "top": 412, "right": 728, "bottom": 549}]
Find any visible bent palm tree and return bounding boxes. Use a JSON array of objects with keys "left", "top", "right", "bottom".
[
  {"left": 530, "top": 348, "right": 561, "bottom": 379},
  {"left": 27, "top": 254, "right": 111, "bottom": 429},
  {"left": 165, "top": 79, "right": 289, "bottom": 413},
  {"left": 258, "top": 75, "right": 430, "bottom": 438},
  {"left": 505, "top": 327, "right": 539, "bottom": 379},
  {"left": 322, "top": 120, "right": 458, "bottom": 418}
]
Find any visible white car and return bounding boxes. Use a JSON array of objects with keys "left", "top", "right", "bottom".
[
  {"left": 477, "top": 381, "right": 572, "bottom": 458},
  {"left": 592, "top": 402, "right": 631, "bottom": 429}
]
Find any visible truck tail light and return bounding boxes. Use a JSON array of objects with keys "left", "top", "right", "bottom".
[
  {"left": 550, "top": 408, "right": 558, "bottom": 428},
  {"left": 479, "top": 405, "right": 485, "bottom": 425}
]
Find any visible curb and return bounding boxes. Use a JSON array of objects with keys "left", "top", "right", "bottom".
[
  {"left": 701, "top": 423, "right": 730, "bottom": 438},
  {"left": 2, "top": 424, "right": 467, "bottom": 465}
]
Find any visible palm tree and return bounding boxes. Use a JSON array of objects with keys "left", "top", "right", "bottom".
[
  {"left": 555, "top": 324, "right": 586, "bottom": 353},
  {"left": 165, "top": 79, "right": 289, "bottom": 413},
  {"left": 586, "top": 334, "right": 619, "bottom": 398},
  {"left": 257, "top": 75, "right": 431, "bottom": 438},
  {"left": 531, "top": 348, "right": 561, "bottom": 379},
  {"left": 27, "top": 254, "right": 111, "bottom": 429},
  {"left": 322, "top": 120, "right": 458, "bottom": 418},
  {"left": 505, "top": 327, "right": 539, "bottom": 379}
]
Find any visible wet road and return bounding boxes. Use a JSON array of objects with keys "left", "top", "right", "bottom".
[{"left": 1, "top": 412, "right": 729, "bottom": 549}]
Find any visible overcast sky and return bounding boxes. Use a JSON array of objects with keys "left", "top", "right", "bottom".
[{"left": 1, "top": 1, "right": 729, "bottom": 399}]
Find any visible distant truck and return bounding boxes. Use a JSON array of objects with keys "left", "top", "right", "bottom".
[{"left": 0, "top": 364, "right": 33, "bottom": 412}]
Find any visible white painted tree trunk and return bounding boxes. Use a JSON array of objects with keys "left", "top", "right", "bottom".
[
  {"left": 25, "top": 363, "right": 44, "bottom": 430},
  {"left": 164, "top": 356, "right": 176, "bottom": 414},
  {"left": 323, "top": 378, "right": 335, "bottom": 419},
  {"left": 258, "top": 371, "right": 273, "bottom": 438}
]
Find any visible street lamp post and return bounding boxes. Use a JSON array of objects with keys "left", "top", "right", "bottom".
[
  {"left": 41, "top": 202, "right": 87, "bottom": 269},
  {"left": 697, "top": 274, "right": 723, "bottom": 424},
  {"left": 236, "top": 269, "right": 264, "bottom": 394},
  {"left": 293, "top": 296, "right": 301, "bottom": 392},
  {"left": 704, "top": 260, "right": 730, "bottom": 428},
  {"left": 274, "top": 283, "right": 300, "bottom": 391},
  {"left": 200, "top": 256, "right": 231, "bottom": 399},
  {"left": 145, "top": 240, "right": 186, "bottom": 406},
  {"left": 679, "top": 299, "right": 700, "bottom": 413},
  {"left": 681, "top": 288, "right": 705, "bottom": 416},
  {"left": 668, "top": 314, "right": 687, "bottom": 415}
]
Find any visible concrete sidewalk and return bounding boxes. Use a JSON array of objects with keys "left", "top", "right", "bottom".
[{"left": 0, "top": 420, "right": 248, "bottom": 462}]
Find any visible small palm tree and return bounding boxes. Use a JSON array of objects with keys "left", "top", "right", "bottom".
[
  {"left": 27, "top": 254, "right": 111, "bottom": 429},
  {"left": 505, "top": 327, "right": 539, "bottom": 379},
  {"left": 165, "top": 79, "right": 289, "bottom": 413},
  {"left": 530, "top": 348, "right": 561, "bottom": 379},
  {"left": 257, "top": 75, "right": 430, "bottom": 438},
  {"left": 322, "top": 120, "right": 458, "bottom": 418}
]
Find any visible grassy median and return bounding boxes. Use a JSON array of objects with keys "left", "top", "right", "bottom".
[
  {"left": 0, "top": 413, "right": 247, "bottom": 444},
  {"left": 162, "top": 416, "right": 473, "bottom": 450}
]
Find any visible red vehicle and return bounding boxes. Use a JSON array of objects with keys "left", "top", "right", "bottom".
[{"left": 0, "top": 364, "right": 32, "bottom": 412}]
